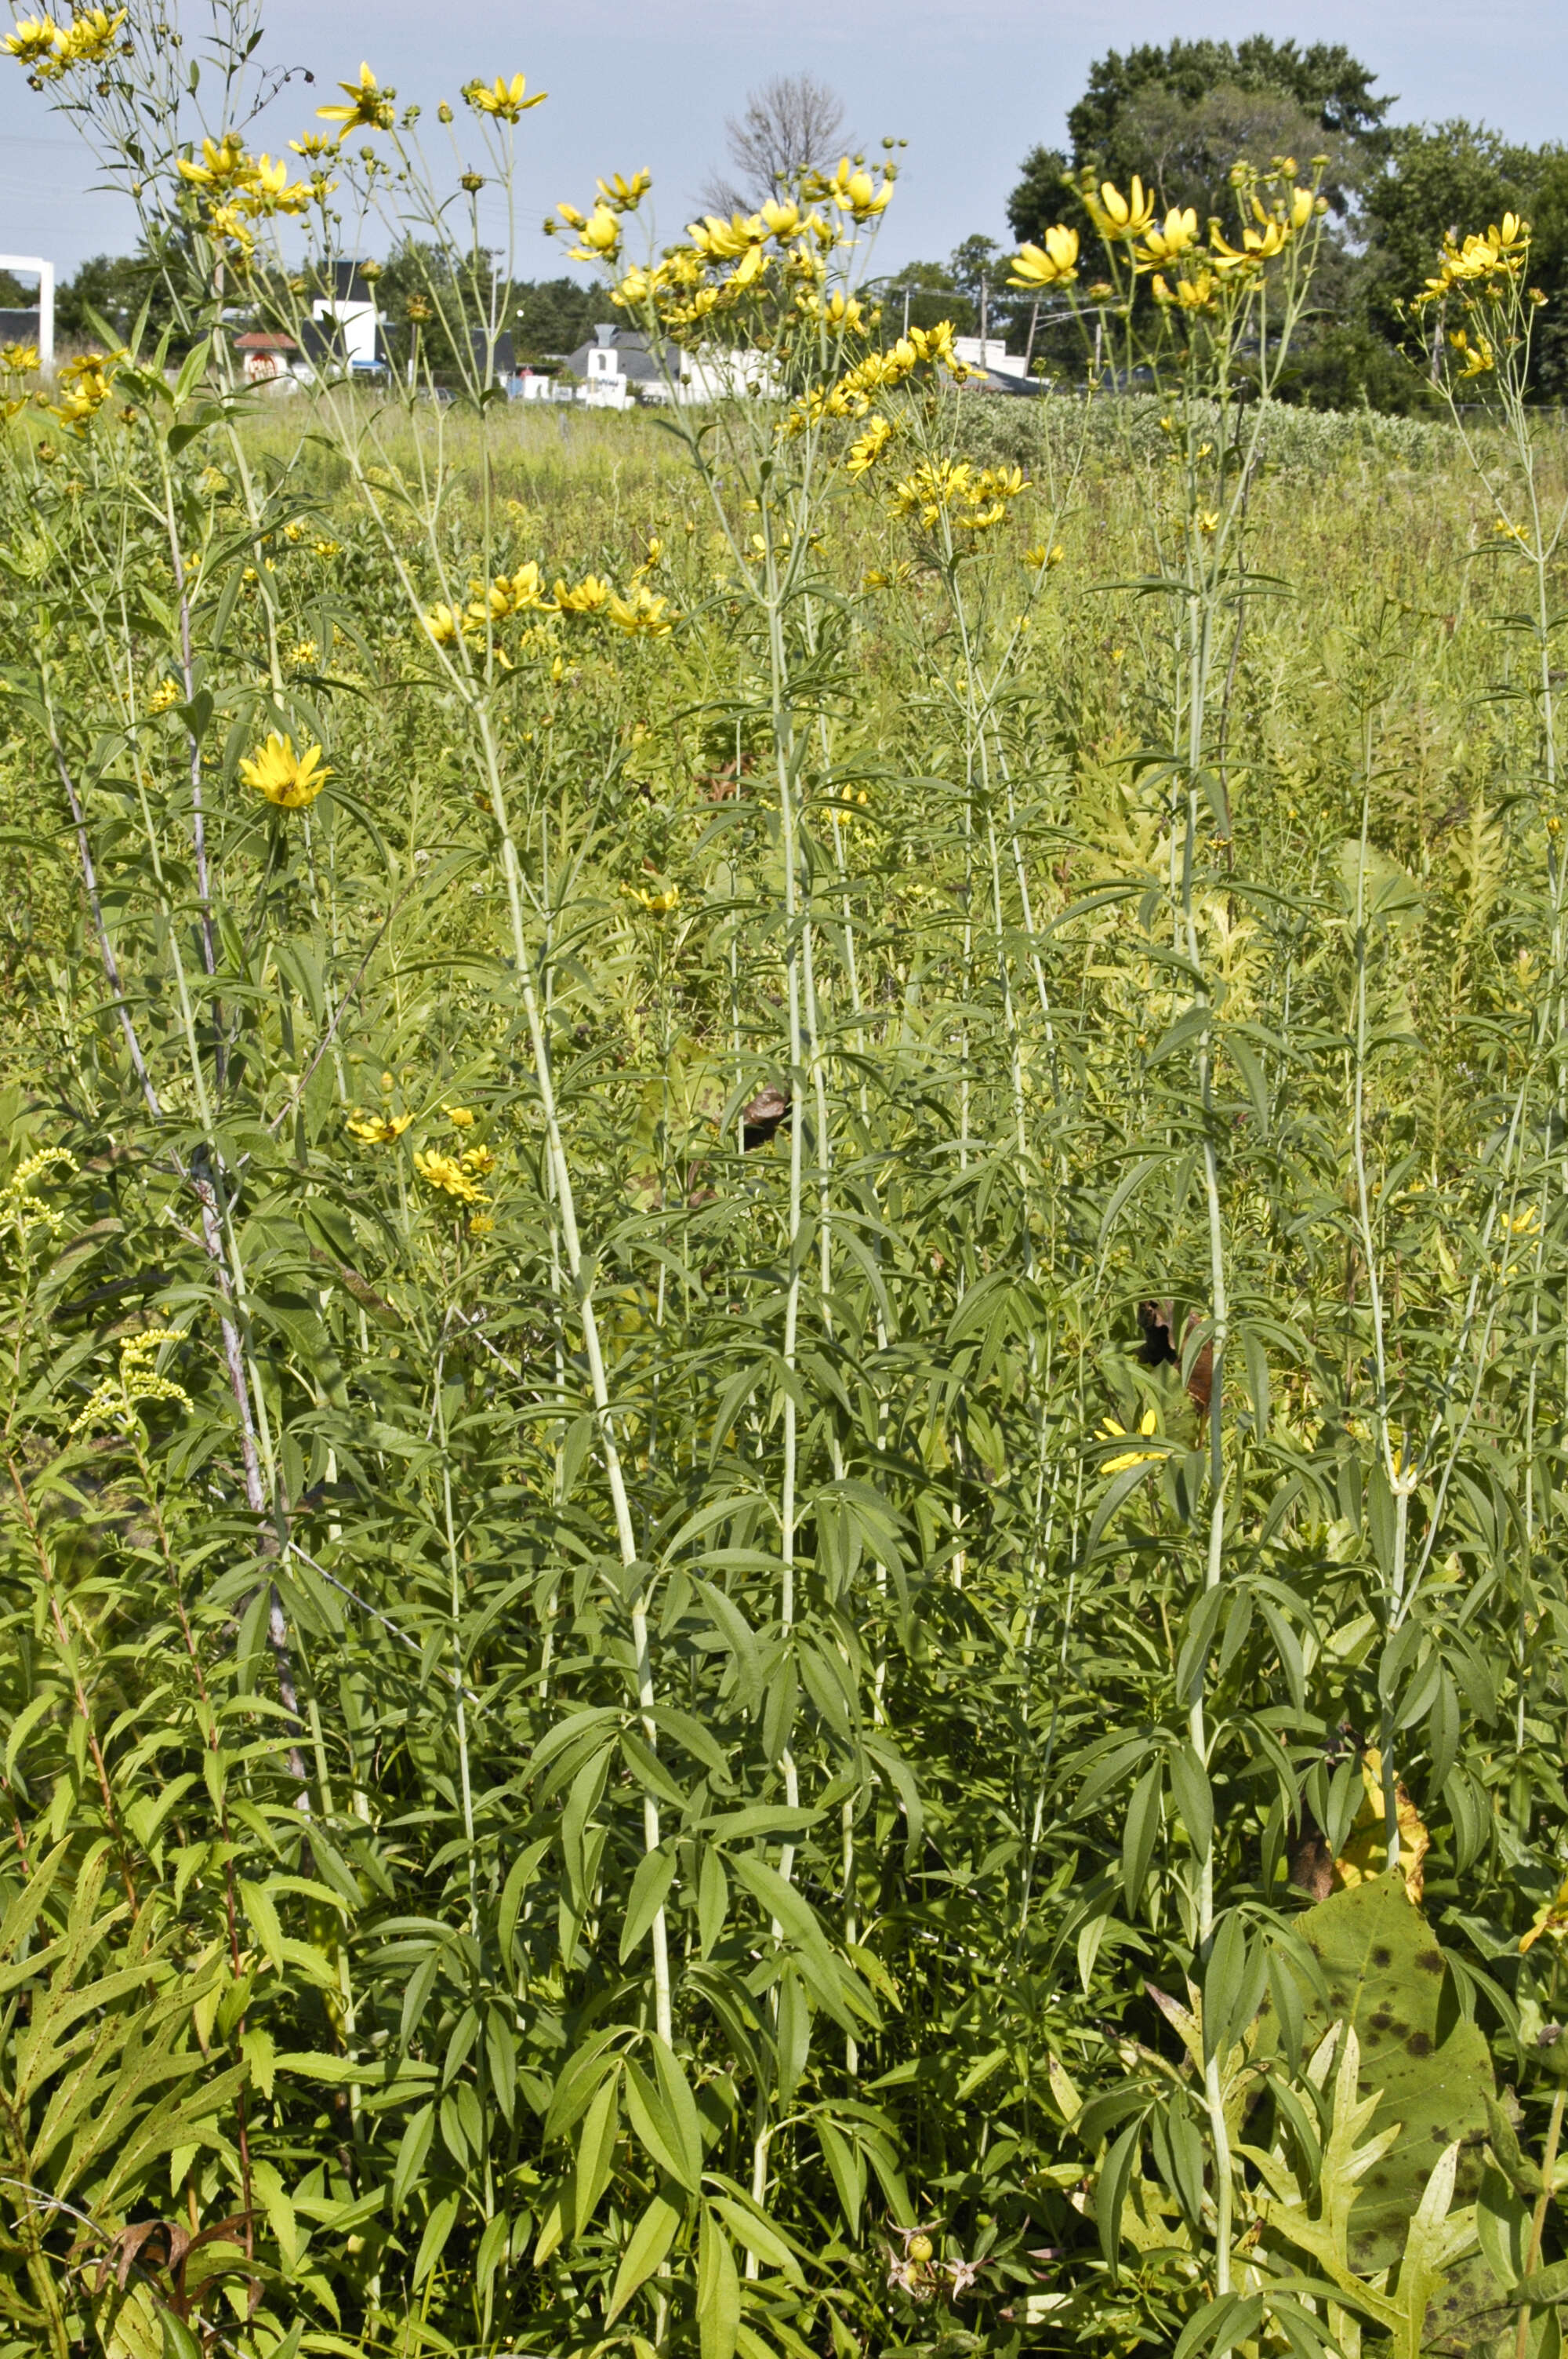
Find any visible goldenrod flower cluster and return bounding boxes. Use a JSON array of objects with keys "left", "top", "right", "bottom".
[
  {"left": 2, "top": 6, "right": 124, "bottom": 78},
  {"left": 71, "top": 1329, "right": 191, "bottom": 1438},
  {"left": 4, "top": 1143, "right": 77, "bottom": 1234}
]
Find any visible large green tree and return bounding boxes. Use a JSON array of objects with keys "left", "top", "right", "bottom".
[
  {"left": 1007, "top": 38, "right": 1568, "bottom": 411},
  {"left": 1010, "top": 35, "right": 1390, "bottom": 246},
  {"left": 1066, "top": 36, "right": 1393, "bottom": 167}
]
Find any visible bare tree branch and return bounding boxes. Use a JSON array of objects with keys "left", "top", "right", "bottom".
[{"left": 700, "top": 73, "right": 851, "bottom": 216}]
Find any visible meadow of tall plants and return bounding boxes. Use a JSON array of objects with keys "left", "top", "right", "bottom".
[{"left": 2, "top": 6, "right": 1568, "bottom": 2356}]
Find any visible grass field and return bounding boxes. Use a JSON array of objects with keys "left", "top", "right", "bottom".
[{"left": 2, "top": 42, "right": 1568, "bottom": 2357}]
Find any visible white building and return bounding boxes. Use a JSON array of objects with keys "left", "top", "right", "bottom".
[
  {"left": 308, "top": 261, "right": 383, "bottom": 373},
  {"left": 0, "top": 253, "right": 54, "bottom": 370},
  {"left": 953, "top": 336, "right": 1028, "bottom": 380},
  {"left": 559, "top": 325, "right": 775, "bottom": 408}
]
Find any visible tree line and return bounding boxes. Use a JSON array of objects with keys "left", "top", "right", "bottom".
[
  {"left": 38, "top": 35, "right": 1568, "bottom": 410},
  {"left": 996, "top": 38, "right": 1568, "bottom": 409}
]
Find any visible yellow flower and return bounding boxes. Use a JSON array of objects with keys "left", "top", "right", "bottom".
[
  {"left": 621, "top": 881, "right": 680, "bottom": 914},
  {"left": 55, "top": 5, "right": 123, "bottom": 64},
  {"left": 1522, "top": 1870, "right": 1568, "bottom": 1954},
  {"left": 568, "top": 204, "right": 621, "bottom": 261},
  {"left": 146, "top": 677, "right": 181, "bottom": 715},
  {"left": 607, "top": 584, "right": 673, "bottom": 636},
  {"left": 446, "top": 1105, "right": 476, "bottom": 1126},
  {"left": 491, "top": 561, "right": 549, "bottom": 616},
  {"left": 2, "top": 15, "right": 64, "bottom": 71},
  {"left": 415, "top": 1147, "right": 488, "bottom": 1203},
  {"left": 317, "top": 61, "right": 396, "bottom": 140},
  {"left": 287, "top": 638, "right": 319, "bottom": 669},
  {"left": 1196, "top": 511, "right": 1220, "bottom": 536},
  {"left": 1087, "top": 176, "right": 1156, "bottom": 240},
  {"left": 760, "top": 196, "right": 800, "bottom": 239},
  {"left": 596, "top": 169, "right": 650, "bottom": 210},
  {"left": 239, "top": 153, "right": 314, "bottom": 217},
  {"left": 313, "top": 537, "right": 340, "bottom": 560},
  {"left": 177, "top": 131, "right": 255, "bottom": 191},
  {"left": 1138, "top": 206, "right": 1200, "bottom": 265},
  {"left": 1164, "top": 271, "right": 1219, "bottom": 313},
  {"left": 1023, "top": 542, "right": 1064, "bottom": 570},
  {"left": 238, "top": 731, "right": 332, "bottom": 809},
  {"left": 687, "top": 211, "right": 764, "bottom": 260},
  {"left": 460, "top": 1143, "right": 497, "bottom": 1178},
  {"left": 423, "top": 602, "right": 460, "bottom": 646},
  {"left": 828, "top": 157, "right": 891, "bottom": 220},
  {"left": 554, "top": 573, "right": 612, "bottom": 616},
  {"left": 846, "top": 414, "right": 894, "bottom": 476},
  {"left": 1450, "top": 328, "right": 1496, "bottom": 379},
  {"left": 1098, "top": 1408, "right": 1170, "bottom": 1474},
  {"left": 468, "top": 1212, "right": 495, "bottom": 1237},
  {"left": 346, "top": 1110, "right": 412, "bottom": 1143},
  {"left": 463, "top": 71, "right": 546, "bottom": 121},
  {"left": 1209, "top": 218, "right": 1290, "bottom": 273},
  {"left": 1008, "top": 224, "right": 1079, "bottom": 289},
  {"left": 0, "top": 339, "right": 39, "bottom": 373},
  {"left": 44, "top": 349, "right": 120, "bottom": 434}
]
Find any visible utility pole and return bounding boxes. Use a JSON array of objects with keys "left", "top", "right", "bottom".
[{"left": 979, "top": 271, "right": 988, "bottom": 347}]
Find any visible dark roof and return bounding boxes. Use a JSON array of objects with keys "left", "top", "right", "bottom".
[
  {"left": 477, "top": 328, "right": 514, "bottom": 380},
  {"left": 564, "top": 327, "right": 660, "bottom": 383},
  {"left": 330, "top": 260, "right": 374, "bottom": 304},
  {"left": 975, "top": 367, "right": 1049, "bottom": 397}
]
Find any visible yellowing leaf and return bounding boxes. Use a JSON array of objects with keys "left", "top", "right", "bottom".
[{"left": 1334, "top": 1749, "right": 1428, "bottom": 1906}]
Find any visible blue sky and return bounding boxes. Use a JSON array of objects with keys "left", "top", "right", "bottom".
[{"left": 1, "top": 0, "right": 1563, "bottom": 281}]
